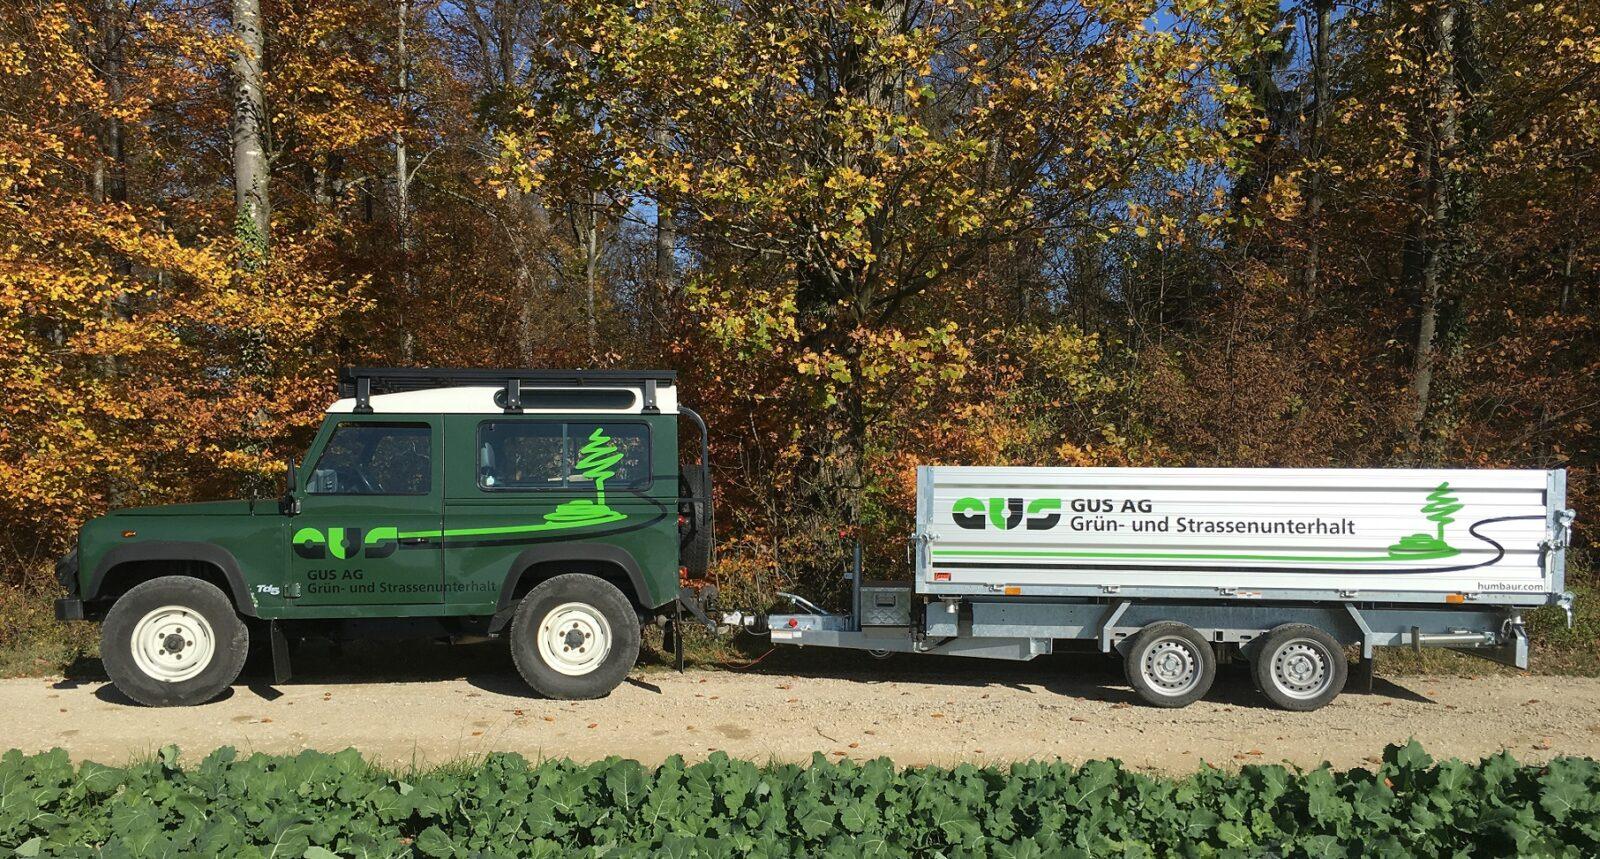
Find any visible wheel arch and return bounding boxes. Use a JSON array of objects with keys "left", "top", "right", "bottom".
[
  {"left": 490, "top": 543, "right": 665, "bottom": 634},
  {"left": 88, "top": 542, "right": 258, "bottom": 618}
]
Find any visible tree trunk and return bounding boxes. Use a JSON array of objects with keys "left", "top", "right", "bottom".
[
  {"left": 1303, "top": 0, "right": 1331, "bottom": 314},
  {"left": 1407, "top": 0, "right": 1458, "bottom": 456},
  {"left": 516, "top": 260, "right": 535, "bottom": 364},
  {"left": 395, "top": 0, "right": 415, "bottom": 362},
  {"left": 653, "top": 128, "right": 677, "bottom": 288},
  {"left": 94, "top": 0, "right": 130, "bottom": 506},
  {"left": 232, "top": 0, "right": 270, "bottom": 251},
  {"left": 585, "top": 192, "right": 599, "bottom": 360}
]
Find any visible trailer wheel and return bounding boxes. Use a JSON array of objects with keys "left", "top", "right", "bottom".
[
  {"left": 101, "top": 576, "right": 249, "bottom": 707},
  {"left": 1124, "top": 622, "right": 1215, "bottom": 708},
  {"left": 509, "top": 574, "right": 640, "bottom": 700},
  {"left": 1254, "top": 624, "right": 1346, "bottom": 712}
]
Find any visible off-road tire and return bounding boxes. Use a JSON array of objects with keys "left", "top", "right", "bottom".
[
  {"left": 1123, "top": 622, "right": 1216, "bottom": 709},
  {"left": 509, "top": 574, "right": 641, "bottom": 699},
  {"left": 679, "top": 469, "right": 714, "bottom": 578},
  {"left": 1253, "top": 624, "right": 1347, "bottom": 712},
  {"left": 101, "top": 576, "right": 249, "bottom": 707}
]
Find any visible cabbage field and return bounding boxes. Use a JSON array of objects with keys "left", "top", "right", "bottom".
[{"left": 2, "top": 742, "right": 1598, "bottom": 857}]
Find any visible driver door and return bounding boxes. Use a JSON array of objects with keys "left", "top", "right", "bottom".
[{"left": 288, "top": 416, "right": 445, "bottom": 606}]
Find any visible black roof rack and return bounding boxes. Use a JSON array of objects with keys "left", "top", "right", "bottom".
[{"left": 338, "top": 367, "right": 676, "bottom": 415}]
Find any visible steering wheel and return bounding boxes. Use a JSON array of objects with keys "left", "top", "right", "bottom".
[{"left": 348, "top": 467, "right": 378, "bottom": 493}]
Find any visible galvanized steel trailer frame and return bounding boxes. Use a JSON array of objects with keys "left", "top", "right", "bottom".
[{"left": 768, "top": 468, "right": 1575, "bottom": 675}]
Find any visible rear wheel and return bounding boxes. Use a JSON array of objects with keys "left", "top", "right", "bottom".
[
  {"left": 510, "top": 574, "right": 640, "bottom": 699},
  {"left": 101, "top": 576, "right": 249, "bottom": 707},
  {"left": 1124, "top": 622, "right": 1216, "bottom": 708},
  {"left": 1253, "top": 624, "right": 1347, "bottom": 711}
]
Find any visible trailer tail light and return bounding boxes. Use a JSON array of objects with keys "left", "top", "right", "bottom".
[
  {"left": 934, "top": 571, "right": 951, "bottom": 582},
  {"left": 787, "top": 618, "right": 798, "bottom": 628}
]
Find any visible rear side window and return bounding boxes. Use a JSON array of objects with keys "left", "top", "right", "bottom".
[
  {"left": 478, "top": 422, "right": 650, "bottom": 491},
  {"left": 306, "top": 423, "right": 432, "bottom": 495}
]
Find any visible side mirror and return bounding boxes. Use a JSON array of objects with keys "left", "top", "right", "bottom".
[{"left": 281, "top": 458, "right": 301, "bottom": 515}]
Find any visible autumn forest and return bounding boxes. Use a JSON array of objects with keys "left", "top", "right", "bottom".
[{"left": 2, "top": 0, "right": 1595, "bottom": 608}]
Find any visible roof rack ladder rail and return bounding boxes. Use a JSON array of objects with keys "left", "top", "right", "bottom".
[
  {"left": 643, "top": 379, "right": 659, "bottom": 414},
  {"left": 503, "top": 378, "right": 523, "bottom": 414},
  {"left": 680, "top": 405, "right": 713, "bottom": 565},
  {"left": 353, "top": 376, "right": 373, "bottom": 414}
]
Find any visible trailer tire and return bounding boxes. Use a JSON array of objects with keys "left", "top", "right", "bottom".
[
  {"left": 1254, "top": 624, "right": 1346, "bottom": 712},
  {"left": 509, "top": 574, "right": 640, "bottom": 700},
  {"left": 1124, "top": 622, "right": 1215, "bottom": 708},
  {"left": 101, "top": 575, "right": 249, "bottom": 707}
]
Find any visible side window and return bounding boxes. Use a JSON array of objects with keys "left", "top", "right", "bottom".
[
  {"left": 306, "top": 423, "right": 432, "bottom": 495},
  {"left": 565, "top": 423, "right": 649, "bottom": 490},
  {"left": 477, "top": 422, "right": 650, "bottom": 490},
  {"left": 478, "top": 422, "right": 564, "bottom": 489}
]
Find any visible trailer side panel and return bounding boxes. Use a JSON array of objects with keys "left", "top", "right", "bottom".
[{"left": 916, "top": 466, "right": 1564, "bottom": 607}]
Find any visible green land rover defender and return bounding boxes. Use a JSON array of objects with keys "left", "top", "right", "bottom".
[{"left": 54, "top": 368, "right": 714, "bottom": 706}]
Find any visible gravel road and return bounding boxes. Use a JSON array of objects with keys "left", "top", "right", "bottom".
[{"left": 9, "top": 643, "right": 1599, "bottom": 773}]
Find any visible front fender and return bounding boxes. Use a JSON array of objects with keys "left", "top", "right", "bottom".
[{"left": 87, "top": 541, "right": 259, "bottom": 617}]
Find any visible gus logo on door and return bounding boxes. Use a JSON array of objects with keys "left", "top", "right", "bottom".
[{"left": 293, "top": 526, "right": 399, "bottom": 560}]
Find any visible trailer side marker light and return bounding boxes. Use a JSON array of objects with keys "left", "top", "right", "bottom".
[
  {"left": 121, "top": 530, "right": 137, "bottom": 538},
  {"left": 1446, "top": 593, "right": 1466, "bottom": 604},
  {"left": 1003, "top": 586, "right": 1022, "bottom": 596},
  {"left": 787, "top": 618, "right": 798, "bottom": 628},
  {"left": 934, "top": 571, "right": 951, "bottom": 582}
]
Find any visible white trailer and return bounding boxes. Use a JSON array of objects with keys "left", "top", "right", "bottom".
[{"left": 765, "top": 467, "right": 1575, "bottom": 710}]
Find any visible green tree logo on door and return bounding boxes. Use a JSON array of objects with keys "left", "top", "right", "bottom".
[
  {"left": 542, "top": 427, "right": 627, "bottom": 527},
  {"left": 1387, "top": 482, "right": 1463, "bottom": 560}
]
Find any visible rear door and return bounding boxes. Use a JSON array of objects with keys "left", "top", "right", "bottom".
[
  {"left": 441, "top": 416, "right": 666, "bottom": 608},
  {"left": 288, "top": 416, "right": 445, "bottom": 605}
]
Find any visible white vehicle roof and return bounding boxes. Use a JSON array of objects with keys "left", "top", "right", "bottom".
[
  {"left": 328, "top": 384, "right": 677, "bottom": 415},
  {"left": 330, "top": 368, "right": 680, "bottom": 416}
]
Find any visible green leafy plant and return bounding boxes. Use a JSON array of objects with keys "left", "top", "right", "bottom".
[{"left": 3, "top": 742, "right": 1600, "bottom": 856}]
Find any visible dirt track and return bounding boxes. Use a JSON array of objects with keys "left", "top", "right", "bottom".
[{"left": 8, "top": 643, "right": 1600, "bottom": 773}]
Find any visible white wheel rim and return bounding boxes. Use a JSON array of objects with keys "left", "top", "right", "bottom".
[
  {"left": 129, "top": 605, "right": 216, "bottom": 683},
  {"left": 1141, "top": 636, "right": 1202, "bottom": 697},
  {"left": 537, "top": 602, "right": 612, "bottom": 676},
  {"left": 1270, "top": 639, "right": 1333, "bottom": 700}
]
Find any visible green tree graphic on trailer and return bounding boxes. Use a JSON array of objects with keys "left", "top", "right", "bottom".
[
  {"left": 1386, "top": 482, "right": 1463, "bottom": 560},
  {"left": 542, "top": 427, "right": 628, "bottom": 527}
]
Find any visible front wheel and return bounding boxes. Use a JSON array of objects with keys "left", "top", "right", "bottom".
[
  {"left": 509, "top": 574, "right": 641, "bottom": 699},
  {"left": 101, "top": 576, "right": 249, "bottom": 707}
]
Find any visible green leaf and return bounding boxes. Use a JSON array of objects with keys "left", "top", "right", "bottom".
[{"left": 415, "top": 825, "right": 456, "bottom": 857}]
